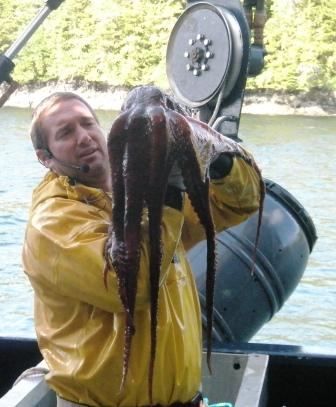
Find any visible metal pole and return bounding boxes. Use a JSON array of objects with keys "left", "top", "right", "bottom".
[
  {"left": 5, "top": 0, "right": 65, "bottom": 61},
  {"left": 0, "top": 0, "right": 65, "bottom": 85},
  {"left": 5, "top": 7, "right": 53, "bottom": 61}
]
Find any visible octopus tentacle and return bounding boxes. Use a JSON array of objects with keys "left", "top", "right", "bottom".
[
  {"left": 145, "top": 107, "right": 173, "bottom": 404},
  {"left": 107, "top": 109, "right": 152, "bottom": 390},
  {"left": 187, "top": 116, "right": 266, "bottom": 276},
  {"left": 106, "top": 114, "right": 133, "bottom": 389},
  {"left": 251, "top": 176, "right": 265, "bottom": 275},
  {"left": 168, "top": 113, "right": 216, "bottom": 371},
  {"left": 183, "top": 172, "right": 216, "bottom": 372},
  {"left": 105, "top": 114, "right": 127, "bottom": 302},
  {"left": 120, "top": 111, "right": 150, "bottom": 389}
]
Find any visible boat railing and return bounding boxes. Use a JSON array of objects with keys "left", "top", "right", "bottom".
[{"left": 0, "top": 353, "right": 269, "bottom": 407}]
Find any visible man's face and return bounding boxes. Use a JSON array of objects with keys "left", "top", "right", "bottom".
[{"left": 39, "top": 99, "right": 110, "bottom": 187}]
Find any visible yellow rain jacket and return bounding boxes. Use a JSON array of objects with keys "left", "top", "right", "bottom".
[{"left": 22, "top": 157, "right": 260, "bottom": 407}]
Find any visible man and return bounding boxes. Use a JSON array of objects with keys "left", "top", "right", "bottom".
[{"left": 22, "top": 91, "right": 261, "bottom": 407}]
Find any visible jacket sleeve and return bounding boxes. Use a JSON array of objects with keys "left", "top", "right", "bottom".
[
  {"left": 22, "top": 197, "right": 184, "bottom": 313},
  {"left": 181, "top": 156, "right": 261, "bottom": 251}
]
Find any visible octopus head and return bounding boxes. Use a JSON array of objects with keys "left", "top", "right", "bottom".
[{"left": 121, "top": 85, "right": 189, "bottom": 117}]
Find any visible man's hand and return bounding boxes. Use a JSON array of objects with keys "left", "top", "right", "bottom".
[{"left": 209, "top": 153, "right": 233, "bottom": 179}]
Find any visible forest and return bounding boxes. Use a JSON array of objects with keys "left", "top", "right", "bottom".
[{"left": 0, "top": 0, "right": 335, "bottom": 94}]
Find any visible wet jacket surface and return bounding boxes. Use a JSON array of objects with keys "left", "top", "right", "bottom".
[{"left": 22, "top": 157, "right": 260, "bottom": 407}]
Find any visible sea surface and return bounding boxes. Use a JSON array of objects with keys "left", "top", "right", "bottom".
[{"left": 0, "top": 107, "right": 335, "bottom": 349}]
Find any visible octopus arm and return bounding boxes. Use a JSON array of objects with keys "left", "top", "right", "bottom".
[
  {"left": 164, "top": 110, "right": 216, "bottom": 370},
  {"left": 181, "top": 156, "right": 263, "bottom": 250},
  {"left": 186, "top": 117, "right": 265, "bottom": 259}
]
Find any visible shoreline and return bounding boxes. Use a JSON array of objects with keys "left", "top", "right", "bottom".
[{"left": 3, "top": 84, "right": 336, "bottom": 116}]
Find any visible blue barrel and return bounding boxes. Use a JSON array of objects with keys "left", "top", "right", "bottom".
[{"left": 187, "top": 179, "right": 317, "bottom": 343}]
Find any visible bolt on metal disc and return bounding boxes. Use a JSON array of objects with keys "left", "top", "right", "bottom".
[{"left": 166, "top": 2, "right": 233, "bottom": 108}]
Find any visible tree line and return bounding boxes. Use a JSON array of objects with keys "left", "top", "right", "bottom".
[{"left": 0, "top": 0, "right": 335, "bottom": 93}]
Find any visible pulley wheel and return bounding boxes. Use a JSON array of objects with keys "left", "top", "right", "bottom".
[{"left": 166, "top": 2, "right": 243, "bottom": 108}]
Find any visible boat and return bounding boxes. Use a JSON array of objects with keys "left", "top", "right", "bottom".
[
  {"left": 1, "top": 336, "right": 336, "bottom": 406},
  {"left": 0, "top": 1, "right": 332, "bottom": 406}
]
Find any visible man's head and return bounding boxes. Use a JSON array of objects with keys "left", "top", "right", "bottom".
[
  {"left": 30, "top": 92, "right": 99, "bottom": 150},
  {"left": 30, "top": 92, "right": 111, "bottom": 191}
]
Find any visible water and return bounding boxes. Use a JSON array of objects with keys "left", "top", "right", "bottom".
[
  {"left": 0, "top": 107, "right": 335, "bottom": 348},
  {"left": 240, "top": 115, "right": 336, "bottom": 348}
]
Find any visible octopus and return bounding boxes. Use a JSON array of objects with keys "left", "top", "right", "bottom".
[{"left": 104, "top": 85, "right": 265, "bottom": 402}]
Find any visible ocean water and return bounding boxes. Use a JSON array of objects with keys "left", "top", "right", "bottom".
[{"left": 0, "top": 107, "right": 335, "bottom": 349}]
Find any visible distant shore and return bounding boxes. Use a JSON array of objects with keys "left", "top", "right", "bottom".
[{"left": 3, "top": 83, "right": 336, "bottom": 116}]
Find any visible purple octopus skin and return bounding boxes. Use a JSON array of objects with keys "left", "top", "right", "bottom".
[{"left": 104, "top": 85, "right": 265, "bottom": 403}]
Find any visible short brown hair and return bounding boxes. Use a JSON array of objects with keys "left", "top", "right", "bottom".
[{"left": 29, "top": 92, "right": 99, "bottom": 150}]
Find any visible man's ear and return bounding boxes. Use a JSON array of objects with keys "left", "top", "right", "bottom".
[{"left": 36, "top": 148, "right": 52, "bottom": 168}]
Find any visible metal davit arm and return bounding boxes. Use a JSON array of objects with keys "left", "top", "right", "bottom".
[{"left": 0, "top": 0, "right": 65, "bottom": 107}]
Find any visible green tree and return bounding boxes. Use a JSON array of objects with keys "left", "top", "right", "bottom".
[
  {"left": 249, "top": 0, "right": 336, "bottom": 91},
  {"left": 52, "top": 0, "right": 98, "bottom": 83},
  {"left": 1, "top": 0, "right": 335, "bottom": 92},
  {"left": 91, "top": 0, "right": 183, "bottom": 87},
  {"left": 0, "top": 1, "right": 40, "bottom": 56}
]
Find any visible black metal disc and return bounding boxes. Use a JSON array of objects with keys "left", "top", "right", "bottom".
[{"left": 166, "top": 3, "right": 233, "bottom": 107}]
